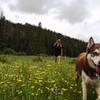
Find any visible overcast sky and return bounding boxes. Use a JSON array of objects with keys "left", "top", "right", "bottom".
[{"left": 0, "top": 0, "right": 100, "bottom": 43}]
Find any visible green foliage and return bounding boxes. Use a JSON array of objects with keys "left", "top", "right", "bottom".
[
  {"left": 0, "top": 55, "right": 13, "bottom": 64},
  {"left": 16, "top": 52, "right": 26, "bottom": 55},
  {"left": 0, "top": 55, "right": 9, "bottom": 63},
  {"left": 0, "top": 55, "right": 96, "bottom": 100},
  {"left": 0, "top": 19, "right": 86, "bottom": 57},
  {"left": 32, "top": 56, "right": 43, "bottom": 62},
  {"left": 2, "top": 48, "right": 16, "bottom": 55},
  {"left": 68, "top": 58, "right": 76, "bottom": 64}
]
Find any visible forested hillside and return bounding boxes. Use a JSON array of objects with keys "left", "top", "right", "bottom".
[{"left": 0, "top": 15, "right": 86, "bottom": 57}]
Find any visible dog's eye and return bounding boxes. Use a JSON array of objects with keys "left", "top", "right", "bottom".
[{"left": 91, "top": 52, "right": 98, "bottom": 57}]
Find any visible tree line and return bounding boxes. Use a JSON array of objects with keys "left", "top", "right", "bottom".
[{"left": 0, "top": 14, "right": 87, "bottom": 57}]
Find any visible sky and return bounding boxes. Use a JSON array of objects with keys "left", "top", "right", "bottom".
[{"left": 0, "top": 0, "right": 100, "bottom": 43}]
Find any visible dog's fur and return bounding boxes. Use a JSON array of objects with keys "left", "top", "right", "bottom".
[{"left": 76, "top": 37, "right": 100, "bottom": 100}]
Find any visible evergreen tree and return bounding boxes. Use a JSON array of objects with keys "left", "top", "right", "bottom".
[
  {"left": 38, "top": 22, "right": 42, "bottom": 28},
  {"left": 0, "top": 19, "right": 86, "bottom": 56}
]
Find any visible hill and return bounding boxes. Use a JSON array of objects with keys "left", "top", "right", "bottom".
[{"left": 0, "top": 16, "right": 86, "bottom": 56}]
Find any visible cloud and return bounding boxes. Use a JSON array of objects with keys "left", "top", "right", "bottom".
[
  {"left": 13, "top": 0, "right": 54, "bottom": 14},
  {"left": 0, "top": 0, "right": 7, "bottom": 1},
  {"left": 10, "top": 0, "right": 89, "bottom": 24},
  {"left": 0, "top": 0, "right": 3, "bottom": 13},
  {"left": 0, "top": 0, "right": 17, "bottom": 12},
  {"left": 1, "top": 0, "right": 100, "bottom": 43},
  {"left": 56, "top": 0, "right": 89, "bottom": 24},
  {"left": 0, "top": 6, "right": 2, "bottom": 13}
]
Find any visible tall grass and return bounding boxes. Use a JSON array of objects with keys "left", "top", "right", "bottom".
[{"left": 0, "top": 55, "right": 96, "bottom": 100}]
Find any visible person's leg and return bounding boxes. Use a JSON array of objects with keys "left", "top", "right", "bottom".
[
  {"left": 57, "top": 55, "right": 61, "bottom": 64},
  {"left": 55, "top": 56, "right": 57, "bottom": 63}
]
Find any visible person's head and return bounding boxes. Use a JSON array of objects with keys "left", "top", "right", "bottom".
[{"left": 57, "top": 39, "right": 61, "bottom": 43}]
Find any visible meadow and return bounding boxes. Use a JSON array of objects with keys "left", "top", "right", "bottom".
[{"left": 0, "top": 55, "right": 96, "bottom": 100}]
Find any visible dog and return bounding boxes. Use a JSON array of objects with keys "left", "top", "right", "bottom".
[{"left": 76, "top": 37, "right": 100, "bottom": 100}]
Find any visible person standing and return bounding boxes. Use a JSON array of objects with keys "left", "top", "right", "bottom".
[{"left": 53, "top": 39, "right": 62, "bottom": 64}]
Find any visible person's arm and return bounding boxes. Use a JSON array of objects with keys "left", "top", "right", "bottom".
[{"left": 53, "top": 42, "right": 57, "bottom": 47}]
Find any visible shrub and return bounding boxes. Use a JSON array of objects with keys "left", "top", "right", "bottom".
[
  {"left": 17, "top": 52, "right": 26, "bottom": 55},
  {"left": 0, "top": 55, "right": 10, "bottom": 63},
  {"left": 69, "top": 58, "right": 76, "bottom": 64},
  {"left": 2, "top": 48, "right": 16, "bottom": 55},
  {"left": 32, "top": 56, "right": 43, "bottom": 62}
]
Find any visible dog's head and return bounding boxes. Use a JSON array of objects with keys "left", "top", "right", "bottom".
[{"left": 87, "top": 37, "right": 100, "bottom": 75}]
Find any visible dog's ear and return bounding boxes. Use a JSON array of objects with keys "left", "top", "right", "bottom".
[{"left": 86, "top": 37, "right": 95, "bottom": 52}]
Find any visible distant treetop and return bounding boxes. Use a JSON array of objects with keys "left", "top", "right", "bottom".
[{"left": 38, "top": 22, "right": 42, "bottom": 28}]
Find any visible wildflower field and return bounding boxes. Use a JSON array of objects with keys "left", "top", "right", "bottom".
[{"left": 0, "top": 55, "right": 96, "bottom": 100}]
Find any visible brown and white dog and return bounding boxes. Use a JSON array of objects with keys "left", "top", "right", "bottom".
[{"left": 76, "top": 37, "right": 100, "bottom": 100}]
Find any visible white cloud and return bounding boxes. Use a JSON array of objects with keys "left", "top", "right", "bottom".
[
  {"left": 11, "top": 0, "right": 90, "bottom": 24},
  {"left": 13, "top": 0, "right": 54, "bottom": 14},
  {"left": 55, "top": 0, "right": 89, "bottom": 24},
  {"left": 0, "top": 0, "right": 100, "bottom": 43}
]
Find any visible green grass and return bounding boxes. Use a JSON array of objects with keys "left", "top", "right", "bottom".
[{"left": 0, "top": 55, "right": 96, "bottom": 100}]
